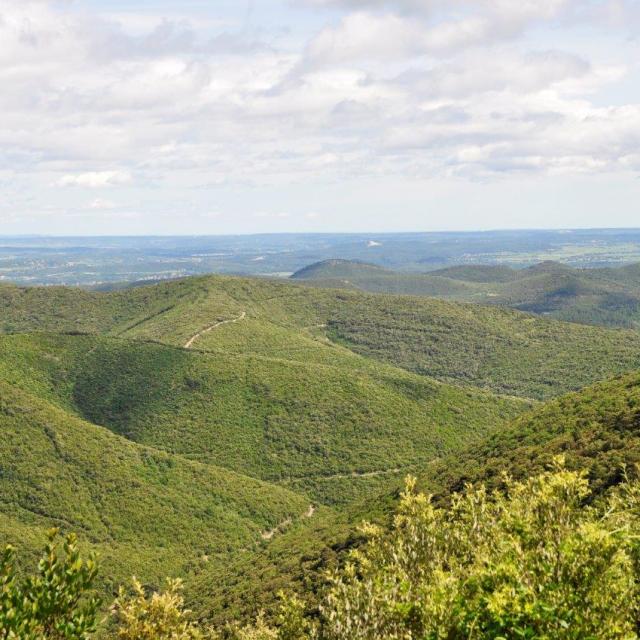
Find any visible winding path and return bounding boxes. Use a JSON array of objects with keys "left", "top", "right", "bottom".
[
  {"left": 261, "top": 504, "right": 316, "bottom": 541},
  {"left": 183, "top": 311, "right": 246, "bottom": 349},
  {"left": 282, "top": 468, "right": 403, "bottom": 483}
]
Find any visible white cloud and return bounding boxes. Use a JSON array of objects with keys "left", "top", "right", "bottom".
[
  {"left": 305, "top": 12, "right": 430, "bottom": 63},
  {"left": 88, "top": 198, "right": 116, "bottom": 209},
  {"left": 253, "top": 211, "right": 291, "bottom": 218},
  {"left": 57, "top": 171, "right": 132, "bottom": 188},
  {"left": 0, "top": 0, "right": 639, "bottom": 232}
]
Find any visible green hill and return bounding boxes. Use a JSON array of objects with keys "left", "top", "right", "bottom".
[
  {"left": 428, "top": 264, "right": 521, "bottom": 283},
  {"left": 326, "top": 292, "right": 640, "bottom": 399},
  {"left": 292, "top": 259, "right": 640, "bottom": 329},
  {"left": 4, "top": 274, "right": 640, "bottom": 402},
  {"left": 0, "top": 332, "right": 525, "bottom": 506},
  {"left": 291, "top": 260, "right": 477, "bottom": 297},
  {"left": 5, "top": 272, "right": 640, "bottom": 621},
  {"left": 418, "top": 370, "right": 640, "bottom": 502},
  {"left": 0, "top": 380, "right": 309, "bottom": 593},
  {"left": 189, "top": 368, "right": 640, "bottom": 627},
  {"left": 291, "top": 259, "right": 391, "bottom": 280}
]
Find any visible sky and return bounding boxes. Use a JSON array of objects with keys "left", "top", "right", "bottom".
[{"left": 1, "top": 0, "right": 639, "bottom": 235}]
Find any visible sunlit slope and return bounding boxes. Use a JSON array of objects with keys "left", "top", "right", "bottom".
[
  {"left": 4, "top": 275, "right": 640, "bottom": 402},
  {"left": 326, "top": 293, "right": 640, "bottom": 400},
  {"left": 0, "top": 333, "right": 525, "bottom": 505},
  {"left": 0, "top": 380, "right": 308, "bottom": 591},
  {"left": 189, "top": 369, "right": 640, "bottom": 626},
  {"left": 109, "top": 276, "right": 640, "bottom": 402},
  {"left": 187, "top": 496, "right": 382, "bottom": 626},
  {"left": 418, "top": 370, "right": 640, "bottom": 500},
  {"left": 0, "top": 277, "right": 249, "bottom": 342}
]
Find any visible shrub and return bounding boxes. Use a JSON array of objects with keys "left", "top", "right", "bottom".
[
  {"left": 110, "top": 577, "right": 215, "bottom": 640},
  {"left": 0, "top": 529, "right": 100, "bottom": 640},
  {"left": 320, "top": 459, "right": 640, "bottom": 639},
  {"left": 3, "top": 463, "right": 640, "bottom": 639}
]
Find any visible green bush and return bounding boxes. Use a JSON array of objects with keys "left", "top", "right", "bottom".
[
  {"left": 0, "top": 529, "right": 99, "bottom": 640},
  {"left": 319, "top": 460, "right": 640, "bottom": 639},
  {"left": 4, "top": 464, "right": 640, "bottom": 639},
  {"left": 111, "top": 578, "right": 215, "bottom": 640}
]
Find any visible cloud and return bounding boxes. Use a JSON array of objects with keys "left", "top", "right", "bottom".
[
  {"left": 253, "top": 211, "right": 291, "bottom": 219},
  {"left": 305, "top": 12, "right": 430, "bottom": 64},
  {"left": 57, "top": 171, "right": 132, "bottom": 188},
  {"left": 1, "top": 0, "right": 639, "bottom": 234},
  {"left": 88, "top": 198, "right": 116, "bottom": 209}
]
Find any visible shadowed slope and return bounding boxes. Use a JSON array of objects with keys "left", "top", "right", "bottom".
[
  {"left": 0, "top": 380, "right": 308, "bottom": 592},
  {"left": 0, "top": 332, "right": 526, "bottom": 505}
]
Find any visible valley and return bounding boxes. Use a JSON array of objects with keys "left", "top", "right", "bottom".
[{"left": 3, "top": 270, "right": 640, "bottom": 633}]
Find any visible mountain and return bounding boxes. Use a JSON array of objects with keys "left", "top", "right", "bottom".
[
  {"left": 290, "top": 259, "right": 391, "bottom": 280},
  {"left": 0, "top": 380, "right": 308, "bottom": 593},
  {"left": 0, "top": 332, "right": 524, "bottom": 507},
  {"left": 325, "top": 291, "right": 640, "bottom": 400},
  {"left": 189, "top": 367, "right": 640, "bottom": 626},
  {"left": 4, "top": 274, "right": 640, "bottom": 401},
  {"left": 428, "top": 264, "right": 520, "bottom": 283},
  {"left": 4, "top": 272, "right": 640, "bottom": 620},
  {"left": 292, "top": 259, "right": 640, "bottom": 329}
]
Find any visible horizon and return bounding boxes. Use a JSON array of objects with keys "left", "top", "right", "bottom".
[{"left": 3, "top": 226, "right": 640, "bottom": 240}]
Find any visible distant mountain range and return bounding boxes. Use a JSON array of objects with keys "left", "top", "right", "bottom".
[{"left": 292, "top": 258, "right": 640, "bottom": 329}]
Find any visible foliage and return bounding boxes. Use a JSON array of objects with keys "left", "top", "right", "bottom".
[
  {"left": 318, "top": 463, "right": 640, "bottom": 639},
  {"left": 3, "top": 273, "right": 640, "bottom": 402},
  {"left": 419, "top": 371, "right": 640, "bottom": 500},
  {"left": 0, "top": 380, "right": 307, "bottom": 597},
  {"left": 5, "top": 271, "right": 640, "bottom": 628},
  {"left": 4, "top": 467, "right": 640, "bottom": 639},
  {"left": 111, "top": 578, "right": 215, "bottom": 640},
  {"left": 327, "top": 291, "right": 640, "bottom": 399},
  {"left": 0, "top": 529, "right": 99, "bottom": 640},
  {"left": 0, "top": 332, "right": 525, "bottom": 506}
]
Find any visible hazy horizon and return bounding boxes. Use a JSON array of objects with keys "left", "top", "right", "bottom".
[{"left": 3, "top": 226, "right": 640, "bottom": 240}]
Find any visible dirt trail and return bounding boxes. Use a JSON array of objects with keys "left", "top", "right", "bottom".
[
  {"left": 261, "top": 504, "right": 315, "bottom": 541},
  {"left": 322, "top": 468, "right": 401, "bottom": 480},
  {"left": 183, "top": 311, "right": 246, "bottom": 349},
  {"left": 284, "top": 468, "right": 403, "bottom": 483}
]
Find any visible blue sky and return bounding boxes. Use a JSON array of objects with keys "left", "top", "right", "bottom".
[{"left": 1, "top": 0, "right": 639, "bottom": 235}]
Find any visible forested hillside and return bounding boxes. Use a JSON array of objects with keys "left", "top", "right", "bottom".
[
  {"left": 419, "top": 370, "right": 640, "bottom": 499},
  {"left": 293, "top": 258, "right": 640, "bottom": 329},
  {"left": 3, "top": 273, "right": 640, "bottom": 635},
  {"left": 187, "top": 368, "right": 640, "bottom": 626},
  {"left": 0, "top": 381, "right": 308, "bottom": 592},
  {"left": 4, "top": 274, "right": 640, "bottom": 400},
  {"left": 0, "top": 332, "right": 524, "bottom": 506}
]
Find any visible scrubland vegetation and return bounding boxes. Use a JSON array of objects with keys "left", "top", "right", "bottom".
[
  {"left": 4, "top": 462, "right": 640, "bottom": 639},
  {"left": 3, "top": 272, "right": 640, "bottom": 637}
]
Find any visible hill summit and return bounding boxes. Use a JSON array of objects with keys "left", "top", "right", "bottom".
[{"left": 291, "top": 259, "right": 389, "bottom": 280}]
